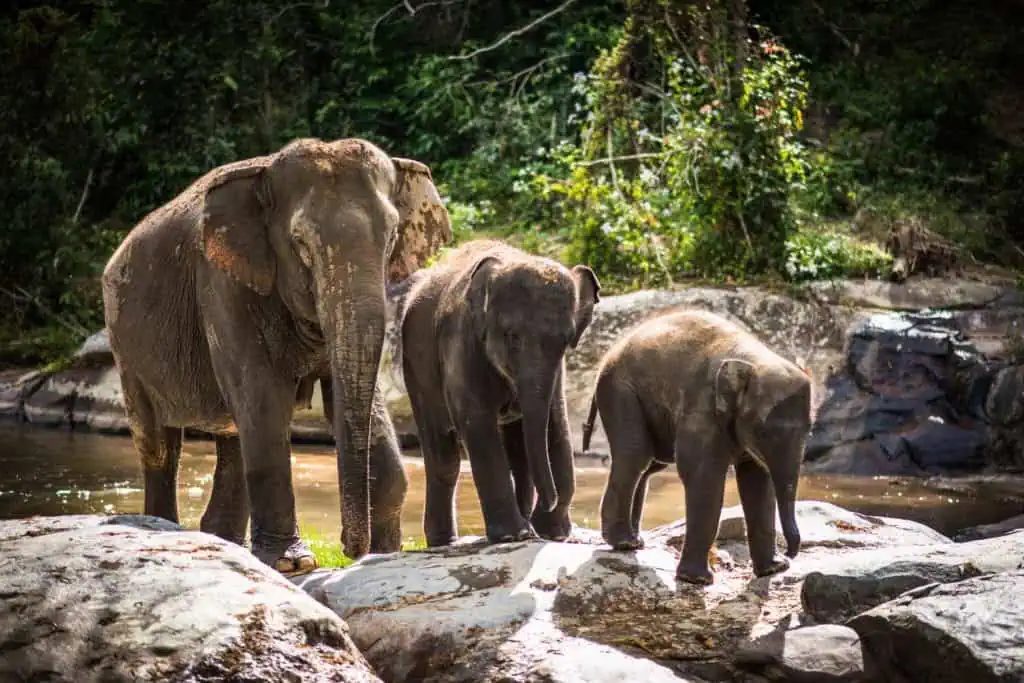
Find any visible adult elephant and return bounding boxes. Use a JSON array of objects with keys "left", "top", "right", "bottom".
[{"left": 101, "top": 137, "right": 451, "bottom": 574}]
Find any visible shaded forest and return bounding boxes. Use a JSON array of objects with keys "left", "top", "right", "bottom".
[{"left": 2, "top": 0, "right": 1023, "bottom": 365}]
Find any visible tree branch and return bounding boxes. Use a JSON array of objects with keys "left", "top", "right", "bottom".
[
  {"left": 370, "top": 0, "right": 466, "bottom": 56},
  {"left": 576, "top": 152, "right": 664, "bottom": 167},
  {"left": 71, "top": 168, "right": 94, "bottom": 225},
  {"left": 0, "top": 286, "right": 90, "bottom": 338},
  {"left": 449, "top": 0, "right": 577, "bottom": 60}
]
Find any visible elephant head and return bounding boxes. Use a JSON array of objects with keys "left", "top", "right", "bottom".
[
  {"left": 467, "top": 254, "right": 601, "bottom": 510},
  {"left": 198, "top": 138, "right": 451, "bottom": 558},
  {"left": 199, "top": 140, "right": 451, "bottom": 300},
  {"left": 715, "top": 358, "right": 811, "bottom": 559}
]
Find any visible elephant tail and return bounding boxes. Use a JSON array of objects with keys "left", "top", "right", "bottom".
[{"left": 581, "top": 390, "right": 599, "bottom": 453}]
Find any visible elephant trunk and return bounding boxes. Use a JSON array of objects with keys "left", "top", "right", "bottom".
[
  {"left": 318, "top": 260, "right": 387, "bottom": 561},
  {"left": 519, "top": 363, "right": 558, "bottom": 512},
  {"left": 772, "top": 464, "right": 801, "bottom": 558}
]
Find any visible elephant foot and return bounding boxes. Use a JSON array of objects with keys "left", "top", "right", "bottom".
[
  {"left": 370, "top": 519, "right": 403, "bottom": 554},
  {"left": 199, "top": 518, "right": 248, "bottom": 548},
  {"left": 752, "top": 554, "right": 791, "bottom": 578},
  {"left": 251, "top": 534, "right": 318, "bottom": 577},
  {"left": 675, "top": 559, "right": 714, "bottom": 586},
  {"left": 485, "top": 517, "right": 536, "bottom": 544},
  {"left": 603, "top": 526, "right": 645, "bottom": 551},
  {"left": 531, "top": 508, "right": 573, "bottom": 542},
  {"left": 426, "top": 533, "right": 458, "bottom": 548}
]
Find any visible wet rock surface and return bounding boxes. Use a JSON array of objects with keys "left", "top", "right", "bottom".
[
  {"left": 735, "top": 624, "right": 868, "bottom": 682},
  {"left": 292, "top": 500, "right": 1019, "bottom": 683},
  {"left": 804, "top": 309, "right": 1024, "bottom": 476},
  {"left": 799, "top": 530, "right": 1024, "bottom": 622},
  {"left": 0, "top": 514, "right": 380, "bottom": 683},
  {"left": 849, "top": 570, "right": 1024, "bottom": 683}
]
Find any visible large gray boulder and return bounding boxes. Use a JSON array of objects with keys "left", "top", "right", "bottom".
[
  {"left": 799, "top": 530, "right": 1024, "bottom": 622},
  {"left": 291, "top": 501, "right": 954, "bottom": 683},
  {"left": 0, "top": 514, "right": 380, "bottom": 683},
  {"left": 849, "top": 569, "right": 1024, "bottom": 683}
]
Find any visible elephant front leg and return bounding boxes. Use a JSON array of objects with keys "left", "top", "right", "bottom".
[
  {"left": 735, "top": 456, "right": 790, "bottom": 578},
  {"left": 502, "top": 421, "right": 535, "bottom": 520},
  {"left": 237, "top": 389, "right": 315, "bottom": 576},
  {"left": 530, "top": 375, "right": 576, "bottom": 541},
  {"left": 200, "top": 435, "right": 250, "bottom": 546},
  {"left": 675, "top": 422, "right": 734, "bottom": 585},
  {"left": 462, "top": 413, "right": 534, "bottom": 543},
  {"left": 368, "top": 395, "right": 409, "bottom": 554}
]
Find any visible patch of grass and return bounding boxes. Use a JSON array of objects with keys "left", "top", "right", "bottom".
[{"left": 299, "top": 527, "right": 429, "bottom": 569}]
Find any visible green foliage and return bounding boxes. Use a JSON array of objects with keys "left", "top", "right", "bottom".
[
  {"left": 534, "top": 4, "right": 814, "bottom": 285},
  {"left": 2, "top": 0, "right": 1023, "bottom": 366},
  {"left": 783, "top": 228, "right": 892, "bottom": 281},
  {"left": 300, "top": 527, "right": 427, "bottom": 568}
]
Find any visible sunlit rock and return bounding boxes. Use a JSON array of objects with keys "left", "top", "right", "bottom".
[
  {"left": 291, "top": 500, "right": 966, "bottom": 683},
  {"left": 0, "top": 514, "right": 380, "bottom": 683}
]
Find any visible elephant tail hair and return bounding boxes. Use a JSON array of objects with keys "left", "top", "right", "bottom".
[{"left": 581, "top": 391, "right": 599, "bottom": 453}]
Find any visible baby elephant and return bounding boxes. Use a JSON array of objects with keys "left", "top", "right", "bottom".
[
  {"left": 583, "top": 309, "right": 811, "bottom": 585},
  {"left": 401, "top": 239, "right": 600, "bottom": 546}
]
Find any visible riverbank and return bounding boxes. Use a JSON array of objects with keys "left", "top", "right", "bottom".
[{"left": 5, "top": 275, "right": 1024, "bottom": 479}]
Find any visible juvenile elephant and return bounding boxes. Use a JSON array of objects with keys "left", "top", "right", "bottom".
[
  {"left": 102, "top": 137, "right": 451, "bottom": 574},
  {"left": 401, "top": 240, "right": 601, "bottom": 546},
  {"left": 582, "top": 309, "right": 811, "bottom": 585}
]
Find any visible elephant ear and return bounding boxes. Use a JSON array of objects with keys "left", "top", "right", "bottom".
[
  {"left": 570, "top": 264, "right": 602, "bottom": 348},
  {"left": 467, "top": 255, "right": 501, "bottom": 342},
  {"left": 388, "top": 157, "right": 453, "bottom": 282},
  {"left": 201, "top": 162, "right": 276, "bottom": 296},
  {"left": 714, "top": 358, "right": 756, "bottom": 421}
]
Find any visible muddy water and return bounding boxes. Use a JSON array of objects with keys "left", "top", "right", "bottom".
[{"left": 0, "top": 422, "right": 1020, "bottom": 542}]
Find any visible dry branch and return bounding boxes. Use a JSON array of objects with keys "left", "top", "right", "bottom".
[{"left": 449, "top": 0, "right": 577, "bottom": 60}]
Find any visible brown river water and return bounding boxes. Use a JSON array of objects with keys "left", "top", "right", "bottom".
[{"left": 0, "top": 422, "right": 1020, "bottom": 543}]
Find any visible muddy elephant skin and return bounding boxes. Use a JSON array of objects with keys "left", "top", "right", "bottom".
[{"left": 101, "top": 137, "right": 452, "bottom": 575}]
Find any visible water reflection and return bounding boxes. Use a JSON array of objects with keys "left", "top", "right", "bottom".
[{"left": 0, "top": 422, "right": 1019, "bottom": 541}]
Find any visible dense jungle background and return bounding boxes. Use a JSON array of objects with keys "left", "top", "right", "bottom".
[{"left": 3, "top": 0, "right": 1023, "bottom": 367}]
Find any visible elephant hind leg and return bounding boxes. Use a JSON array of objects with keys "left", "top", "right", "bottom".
[
  {"left": 502, "top": 421, "right": 535, "bottom": 520},
  {"left": 735, "top": 456, "right": 789, "bottom": 577},
  {"left": 674, "top": 419, "right": 734, "bottom": 585},
  {"left": 598, "top": 384, "right": 654, "bottom": 551},
  {"left": 143, "top": 427, "right": 183, "bottom": 524},
  {"left": 200, "top": 435, "right": 250, "bottom": 546},
  {"left": 630, "top": 461, "right": 668, "bottom": 542},
  {"left": 122, "top": 372, "right": 181, "bottom": 523}
]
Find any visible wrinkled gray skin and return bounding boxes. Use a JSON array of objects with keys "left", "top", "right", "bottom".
[
  {"left": 102, "top": 138, "right": 451, "bottom": 575},
  {"left": 583, "top": 309, "right": 811, "bottom": 585},
  {"left": 401, "top": 240, "right": 601, "bottom": 545}
]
